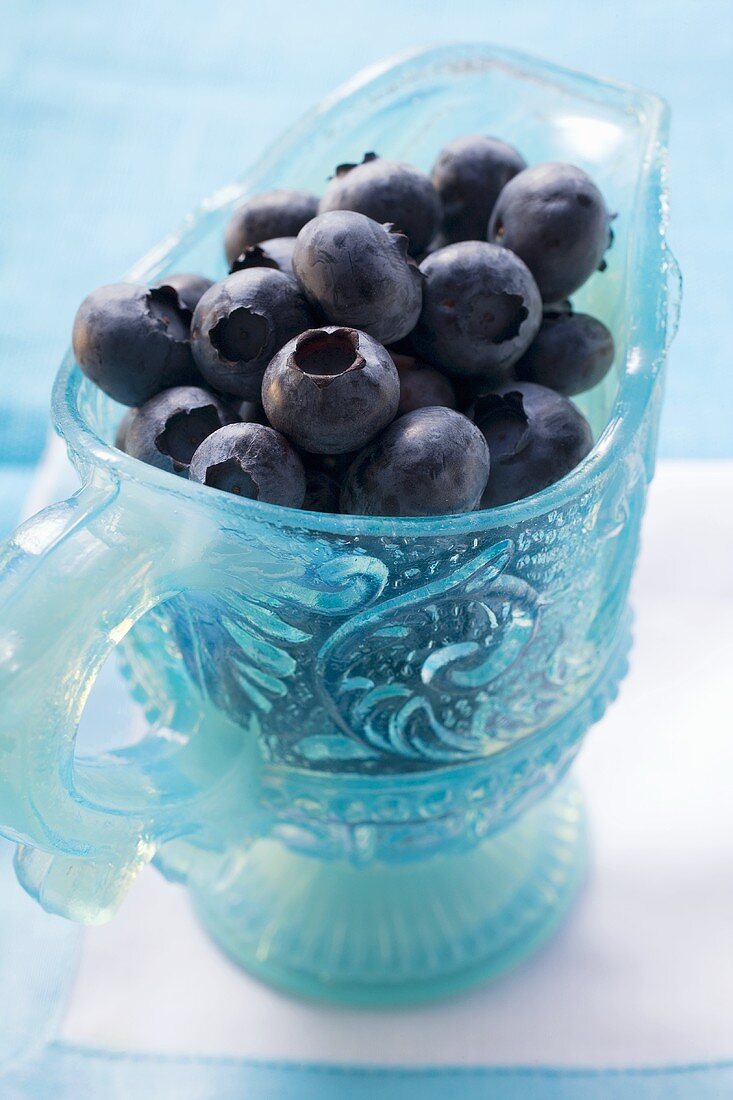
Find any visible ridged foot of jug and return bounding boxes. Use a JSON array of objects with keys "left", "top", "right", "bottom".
[{"left": 193, "top": 778, "right": 586, "bottom": 1006}]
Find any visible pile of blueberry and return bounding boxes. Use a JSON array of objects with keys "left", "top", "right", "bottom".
[{"left": 73, "top": 136, "right": 616, "bottom": 517}]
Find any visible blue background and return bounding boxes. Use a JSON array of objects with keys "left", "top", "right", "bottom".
[{"left": 0, "top": 0, "right": 730, "bottom": 477}]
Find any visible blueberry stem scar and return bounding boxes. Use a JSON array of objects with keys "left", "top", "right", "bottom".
[
  {"left": 290, "top": 328, "right": 365, "bottom": 388},
  {"left": 210, "top": 307, "right": 269, "bottom": 363}
]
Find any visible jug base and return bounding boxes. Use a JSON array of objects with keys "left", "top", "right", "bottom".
[{"left": 192, "top": 778, "right": 586, "bottom": 1006}]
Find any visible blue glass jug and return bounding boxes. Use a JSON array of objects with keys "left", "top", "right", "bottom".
[{"left": 0, "top": 45, "right": 680, "bottom": 1004}]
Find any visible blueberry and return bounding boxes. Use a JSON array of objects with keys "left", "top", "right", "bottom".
[
  {"left": 418, "top": 232, "right": 450, "bottom": 260},
  {"left": 341, "top": 406, "right": 490, "bottom": 517},
  {"left": 224, "top": 189, "right": 319, "bottom": 266},
  {"left": 189, "top": 422, "right": 306, "bottom": 507},
  {"left": 302, "top": 449, "right": 359, "bottom": 479},
  {"left": 476, "top": 381, "right": 593, "bottom": 508},
  {"left": 544, "top": 299, "right": 573, "bottom": 315},
  {"left": 234, "top": 399, "right": 268, "bottom": 424},
  {"left": 303, "top": 469, "right": 341, "bottom": 513},
  {"left": 153, "top": 273, "right": 213, "bottom": 313},
  {"left": 72, "top": 283, "right": 199, "bottom": 406},
  {"left": 114, "top": 407, "right": 138, "bottom": 451},
  {"left": 431, "top": 135, "right": 526, "bottom": 244},
  {"left": 410, "top": 241, "right": 542, "bottom": 382},
  {"left": 488, "top": 163, "right": 613, "bottom": 302},
  {"left": 191, "top": 269, "right": 314, "bottom": 400},
  {"left": 449, "top": 374, "right": 511, "bottom": 420},
  {"left": 386, "top": 330, "right": 419, "bottom": 358},
  {"left": 229, "top": 237, "right": 297, "bottom": 278},
  {"left": 515, "top": 310, "right": 614, "bottom": 396},
  {"left": 319, "top": 153, "right": 441, "bottom": 255},
  {"left": 292, "top": 211, "right": 422, "bottom": 345},
  {"left": 262, "top": 326, "right": 399, "bottom": 454},
  {"left": 392, "top": 353, "right": 456, "bottom": 415},
  {"left": 125, "top": 386, "right": 237, "bottom": 474},
  {"left": 449, "top": 376, "right": 482, "bottom": 416}
]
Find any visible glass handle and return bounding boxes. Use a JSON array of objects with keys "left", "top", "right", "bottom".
[{"left": 0, "top": 482, "right": 235, "bottom": 921}]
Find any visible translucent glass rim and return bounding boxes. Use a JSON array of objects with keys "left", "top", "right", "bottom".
[{"left": 52, "top": 42, "right": 674, "bottom": 537}]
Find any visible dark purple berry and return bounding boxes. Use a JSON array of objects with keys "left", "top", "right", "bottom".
[
  {"left": 410, "top": 241, "right": 541, "bottom": 382},
  {"left": 544, "top": 299, "right": 573, "bottom": 314},
  {"left": 386, "top": 331, "right": 419, "bottom": 358},
  {"left": 302, "top": 449, "right": 359, "bottom": 479},
  {"left": 515, "top": 311, "right": 614, "bottom": 396},
  {"left": 319, "top": 154, "right": 441, "bottom": 255},
  {"left": 114, "top": 407, "right": 138, "bottom": 451},
  {"left": 229, "top": 237, "right": 297, "bottom": 278},
  {"left": 234, "top": 399, "right": 268, "bottom": 424},
  {"left": 189, "top": 422, "right": 306, "bottom": 507},
  {"left": 392, "top": 353, "right": 456, "bottom": 415},
  {"left": 341, "top": 406, "right": 490, "bottom": 517},
  {"left": 191, "top": 269, "right": 314, "bottom": 400},
  {"left": 476, "top": 381, "right": 593, "bottom": 508},
  {"left": 224, "top": 189, "right": 318, "bottom": 266},
  {"left": 431, "top": 135, "right": 526, "bottom": 244},
  {"left": 153, "top": 273, "right": 213, "bottom": 313},
  {"left": 292, "top": 211, "right": 422, "bottom": 346},
  {"left": 72, "top": 283, "right": 199, "bottom": 406},
  {"left": 125, "top": 386, "right": 237, "bottom": 474},
  {"left": 489, "top": 163, "right": 613, "bottom": 301},
  {"left": 303, "top": 469, "right": 341, "bottom": 513},
  {"left": 262, "top": 326, "right": 399, "bottom": 454}
]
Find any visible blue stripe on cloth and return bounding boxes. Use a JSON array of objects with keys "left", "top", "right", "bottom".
[{"left": 5, "top": 1047, "right": 733, "bottom": 1100}]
